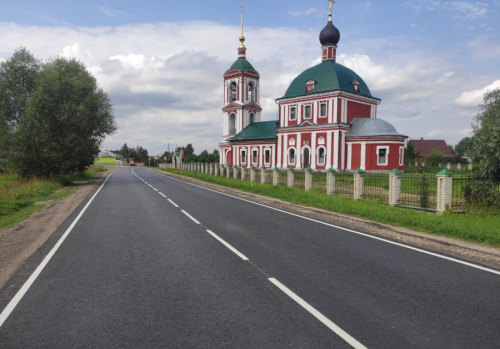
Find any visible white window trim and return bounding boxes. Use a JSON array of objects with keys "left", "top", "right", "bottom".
[
  {"left": 319, "top": 102, "right": 327, "bottom": 118},
  {"left": 399, "top": 146, "right": 404, "bottom": 166},
  {"left": 317, "top": 146, "right": 326, "bottom": 165},
  {"left": 289, "top": 106, "right": 297, "bottom": 121},
  {"left": 304, "top": 104, "right": 312, "bottom": 119},
  {"left": 264, "top": 149, "right": 271, "bottom": 165},
  {"left": 288, "top": 147, "right": 296, "bottom": 165},
  {"left": 376, "top": 146, "right": 389, "bottom": 166},
  {"left": 241, "top": 149, "right": 247, "bottom": 164}
]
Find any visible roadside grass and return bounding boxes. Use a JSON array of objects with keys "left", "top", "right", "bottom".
[
  {"left": 0, "top": 164, "right": 107, "bottom": 231},
  {"left": 161, "top": 168, "right": 500, "bottom": 247}
]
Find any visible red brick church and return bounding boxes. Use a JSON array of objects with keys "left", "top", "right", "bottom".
[{"left": 219, "top": 3, "right": 407, "bottom": 171}]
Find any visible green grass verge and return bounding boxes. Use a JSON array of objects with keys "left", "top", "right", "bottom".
[
  {"left": 0, "top": 165, "right": 107, "bottom": 231},
  {"left": 161, "top": 168, "right": 500, "bottom": 247}
]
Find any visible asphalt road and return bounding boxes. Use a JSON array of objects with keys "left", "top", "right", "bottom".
[{"left": 0, "top": 167, "right": 499, "bottom": 348}]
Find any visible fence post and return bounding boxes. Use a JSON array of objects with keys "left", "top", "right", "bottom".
[
  {"left": 305, "top": 167, "right": 313, "bottom": 191},
  {"left": 205, "top": 163, "right": 209, "bottom": 174},
  {"left": 226, "top": 165, "right": 231, "bottom": 178},
  {"left": 437, "top": 169, "right": 453, "bottom": 213},
  {"left": 273, "top": 167, "right": 279, "bottom": 185},
  {"left": 214, "top": 164, "right": 218, "bottom": 176},
  {"left": 447, "top": 162, "right": 452, "bottom": 170},
  {"left": 250, "top": 166, "right": 256, "bottom": 183},
  {"left": 456, "top": 163, "right": 462, "bottom": 171},
  {"left": 261, "top": 166, "right": 266, "bottom": 184},
  {"left": 209, "top": 163, "right": 213, "bottom": 176},
  {"left": 326, "top": 168, "right": 336, "bottom": 195},
  {"left": 388, "top": 168, "right": 402, "bottom": 206},
  {"left": 233, "top": 165, "right": 239, "bottom": 179},
  {"left": 287, "top": 167, "right": 295, "bottom": 187},
  {"left": 240, "top": 166, "right": 246, "bottom": 180},
  {"left": 353, "top": 168, "right": 364, "bottom": 200},
  {"left": 468, "top": 163, "right": 473, "bottom": 171}
]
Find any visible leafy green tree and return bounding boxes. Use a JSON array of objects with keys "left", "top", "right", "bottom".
[
  {"left": 424, "top": 150, "right": 445, "bottom": 167},
  {"left": 404, "top": 141, "right": 419, "bottom": 166},
  {"left": 0, "top": 48, "right": 42, "bottom": 157},
  {"left": 454, "top": 137, "right": 474, "bottom": 159},
  {"left": 470, "top": 88, "right": 500, "bottom": 179},
  {"left": 119, "top": 143, "right": 130, "bottom": 158},
  {"left": 9, "top": 57, "right": 116, "bottom": 177}
]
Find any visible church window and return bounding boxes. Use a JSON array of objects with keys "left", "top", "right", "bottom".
[
  {"left": 318, "top": 147, "right": 326, "bottom": 165},
  {"left": 289, "top": 148, "right": 296, "bottom": 165},
  {"left": 352, "top": 80, "right": 360, "bottom": 93},
  {"left": 252, "top": 150, "right": 258, "bottom": 164},
  {"left": 229, "top": 113, "right": 236, "bottom": 135},
  {"left": 304, "top": 105, "right": 312, "bottom": 119},
  {"left": 249, "top": 112, "right": 255, "bottom": 124},
  {"left": 248, "top": 82, "right": 255, "bottom": 102},
  {"left": 290, "top": 107, "right": 297, "bottom": 120},
  {"left": 320, "top": 103, "right": 327, "bottom": 118},
  {"left": 399, "top": 146, "right": 404, "bottom": 166},
  {"left": 230, "top": 82, "right": 237, "bottom": 102},
  {"left": 265, "top": 150, "right": 271, "bottom": 164},
  {"left": 241, "top": 150, "right": 246, "bottom": 164},
  {"left": 377, "top": 146, "right": 389, "bottom": 166}
]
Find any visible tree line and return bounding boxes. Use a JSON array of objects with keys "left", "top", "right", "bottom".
[{"left": 0, "top": 48, "right": 116, "bottom": 177}]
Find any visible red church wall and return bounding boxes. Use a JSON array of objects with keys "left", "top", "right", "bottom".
[
  {"left": 351, "top": 143, "right": 361, "bottom": 169},
  {"left": 364, "top": 143, "right": 404, "bottom": 171},
  {"left": 226, "top": 150, "right": 233, "bottom": 166},
  {"left": 347, "top": 101, "right": 371, "bottom": 124}
]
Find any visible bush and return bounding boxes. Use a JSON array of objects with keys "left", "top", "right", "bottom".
[{"left": 464, "top": 178, "right": 500, "bottom": 209}]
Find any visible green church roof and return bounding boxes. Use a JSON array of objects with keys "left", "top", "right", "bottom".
[
  {"left": 228, "top": 121, "right": 277, "bottom": 142},
  {"left": 278, "top": 60, "right": 375, "bottom": 100},
  {"left": 228, "top": 57, "right": 255, "bottom": 72}
]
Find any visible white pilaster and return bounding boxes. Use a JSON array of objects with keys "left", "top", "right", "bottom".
[
  {"left": 347, "top": 143, "right": 352, "bottom": 170},
  {"left": 296, "top": 133, "right": 302, "bottom": 169},
  {"left": 326, "top": 131, "right": 333, "bottom": 169},
  {"left": 311, "top": 132, "right": 317, "bottom": 170},
  {"left": 341, "top": 131, "right": 346, "bottom": 170},
  {"left": 333, "top": 131, "right": 339, "bottom": 169},
  {"left": 361, "top": 142, "right": 366, "bottom": 170}
]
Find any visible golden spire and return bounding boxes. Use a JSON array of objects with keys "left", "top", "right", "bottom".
[
  {"left": 329, "top": 0, "right": 336, "bottom": 22},
  {"left": 239, "top": 6, "right": 246, "bottom": 48}
]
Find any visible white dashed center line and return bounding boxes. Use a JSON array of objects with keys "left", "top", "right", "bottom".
[{"left": 181, "top": 210, "right": 200, "bottom": 224}]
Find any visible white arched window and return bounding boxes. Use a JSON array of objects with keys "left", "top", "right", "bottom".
[
  {"left": 289, "top": 148, "right": 296, "bottom": 165},
  {"left": 230, "top": 82, "right": 237, "bottom": 102},
  {"left": 248, "top": 81, "right": 255, "bottom": 102},
  {"left": 317, "top": 147, "right": 326, "bottom": 165},
  {"left": 249, "top": 112, "right": 255, "bottom": 124},
  {"left": 229, "top": 113, "right": 236, "bottom": 135}
]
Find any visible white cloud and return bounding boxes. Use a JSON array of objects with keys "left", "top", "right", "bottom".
[
  {"left": 460, "top": 128, "right": 473, "bottom": 135},
  {"left": 407, "top": 1, "right": 490, "bottom": 20},
  {"left": 455, "top": 80, "right": 500, "bottom": 107},
  {"left": 427, "top": 129, "right": 443, "bottom": 137},
  {"left": 98, "top": 6, "right": 130, "bottom": 18}
]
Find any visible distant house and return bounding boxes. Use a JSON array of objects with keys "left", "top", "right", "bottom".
[
  {"left": 410, "top": 138, "right": 455, "bottom": 163},
  {"left": 96, "top": 150, "right": 123, "bottom": 164}
]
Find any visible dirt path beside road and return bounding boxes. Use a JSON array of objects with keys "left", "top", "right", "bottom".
[{"left": 0, "top": 171, "right": 111, "bottom": 290}]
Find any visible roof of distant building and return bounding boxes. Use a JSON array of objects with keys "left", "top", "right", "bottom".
[
  {"left": 410, "top": 139, "right": 455, "bottom": 158},
  {"left": 346, "top": 118, "right": 407, "bottom": 138},
  {"left": 99, "top": 150, "right": 122, "bottom": 158},
  {"left": 228, "top": 121, "right": 277, "bottom": 142}
]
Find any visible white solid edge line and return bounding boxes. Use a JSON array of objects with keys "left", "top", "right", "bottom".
[
  {"left": 159, "top": 192, "right": 166, "bottom": 198},
  {"left": 206, "top": 230, "right": 249, "bottom": 261},
  {"left": 153, "top": 188, "right": 158, "bottom": 192},
  {"left": 181, "top": 210, "right": 200, "bottom": 224},
  {"left": 168, "top": 199, "right": 179, "bottom": 208},
  {"left": 269, "top": 278, "right": 367, "bottom": 349},
  {"left": 154, "top": 171, "right": 500, "bottom": 276},
  {"left": 0, "top": 171, "right": 115, "bottom": 328}
]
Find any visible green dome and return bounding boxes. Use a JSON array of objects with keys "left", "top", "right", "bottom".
[
  {"left": 279, "top": 60, "right": 374, "bottom": 100},
  {"left": 228, "top": 57, "right": 255, "bottom": 72}
]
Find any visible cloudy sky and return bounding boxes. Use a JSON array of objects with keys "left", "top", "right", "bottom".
[{"left": 1, "top": 0, "right": 499, "bottom": 155}]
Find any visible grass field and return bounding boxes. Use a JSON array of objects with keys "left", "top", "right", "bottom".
[
  {"left": 160, "top": 168, "right": 500, "bottom": 247},
  {"left": 0, "top": 164, "right": 107, "bottom": 231}
]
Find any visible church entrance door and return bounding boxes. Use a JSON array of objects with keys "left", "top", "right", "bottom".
[{"left": 302, "top": 148, "right": 310, "bottom": 168}]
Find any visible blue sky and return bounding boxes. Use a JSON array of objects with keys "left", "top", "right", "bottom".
[{"left": 1, "top": 0, "right": 499, "bottom": 155}]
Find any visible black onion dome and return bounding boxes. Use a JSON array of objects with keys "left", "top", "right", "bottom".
[{"left": 319, "top": 21, "right": 340, "bottom": 46}]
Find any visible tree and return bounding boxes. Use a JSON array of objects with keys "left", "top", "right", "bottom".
[
  {"left": 454, "top": 137, "right": 474, "bottom": 159},
  {"left": 9, "top": 57, "right": 116, "bottom": 177},
  {"left": 404, "top": 141, "right": 419, "bottom": 166},
  {"left": 424, "top": 150, "right": 445, "bottom": 167},
  {"left": 119, "top": 143, "right": 130, "bottom": 158},
  {"left": 470, "top": 88, "right": 500, "bottom": 180},
  {"left": 0, "top": 48, "right": 42, "bottom": 157}
]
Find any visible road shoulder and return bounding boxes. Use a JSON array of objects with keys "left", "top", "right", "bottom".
[{"left": 0, "top": 170, "right": 112, "bottom": 290}]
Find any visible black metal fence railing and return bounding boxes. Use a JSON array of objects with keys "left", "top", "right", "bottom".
[
  {"left": 363, "top": 172, "right": 389, "bottom": 203},
  {"left": 311, "top": 171, "right": 327, "bottom": 193},
  {"left": 335, "top": 171, "right": 354, "bottom": 198}
]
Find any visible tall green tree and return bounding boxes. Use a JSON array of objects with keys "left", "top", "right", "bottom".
[
  {"left": 470, "top": 88, "right": 500, "bottom": 179},
  {"left": 0, "top": 47, "right": 42, "bottom": 156},
  {"left": 454, "top": 137, "right": 474, "bottom": 159},
  {"left": 10, "top": 57, "right": 116, "bottom": 177},
  {"left": 404, "top": 141, "right": 419, "bottom": 166}
]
